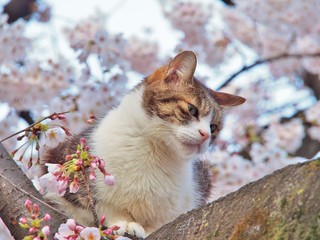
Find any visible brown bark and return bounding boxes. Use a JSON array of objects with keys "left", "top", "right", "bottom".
[
  {"left": 147, "top": 159, "right": 320, "bottom": 240},
  {"left": 0, "top": 143, "right": 68, "bottom": 239},
  {"left": 1, "top": 142, "right": 320, "bottom": 240}
]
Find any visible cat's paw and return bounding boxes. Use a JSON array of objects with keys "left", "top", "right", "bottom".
[
  {"left": 113, "top": 220, "right": 146, "bottom": 238},
  {"left": 127, "top": 222, "right": 146, "bottom": 238}
]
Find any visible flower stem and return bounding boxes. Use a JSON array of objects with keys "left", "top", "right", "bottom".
[
  {"left": 81, "top": 169, "right": 99, "bottom": 227},
  {"left": 0, "top": 110, "right": 72, "bottom": 143}
]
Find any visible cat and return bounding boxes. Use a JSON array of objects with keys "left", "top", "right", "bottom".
[{"left": 41, "top": 51, "right": 245, "bottom": 238}]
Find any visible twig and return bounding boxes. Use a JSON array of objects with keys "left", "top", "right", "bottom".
[
  {"left": 216, "top": 52, "right": 320, "bottom": 90},
  {"left": 0, "top": 110, "right": 72, "bottom": 143},
  {"left": 81, "top": 169, "right": 99, "bottom": 227},
  {"left": 0, "top": 171, "right": 69, "bottom": 219}
]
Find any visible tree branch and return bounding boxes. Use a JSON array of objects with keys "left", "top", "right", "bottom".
[
  {"left": 0, "top": 143, "right": 68, "bottom": 239},
  {"left": 217, "top": 52, "right": 320, "bottom": 90},
  {"left": 147, "top": 159, "right": 320, "bottom": 239}
]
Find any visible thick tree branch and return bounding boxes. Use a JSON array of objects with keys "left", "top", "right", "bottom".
[
  {"left": 217, "top": 52, "right": 320, "bottom": 90},
  {"left": 0, "top": 143, "right": 68, "bottom": 239},
  {"left": 147, "top": 159, "right": 320, "bottom": 239}
]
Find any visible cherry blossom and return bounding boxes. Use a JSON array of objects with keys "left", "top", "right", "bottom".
[
  {"left": 42, "top": 127, "right": 66, "bottom": 148},
  {"left": 54, "top": 220, "right": 80, "bottom": 240},
  {"left": 305, "top": 101, "right": 320, "bottom": 125},
  {"left": 80, "top": 227, "right": 100, "bottom": 240},
  {"left": 263, "top": 119, "right": 305, "bottom": 154},
  {"left": 308, "top": 126, "right": 320, "bottom": 142}
]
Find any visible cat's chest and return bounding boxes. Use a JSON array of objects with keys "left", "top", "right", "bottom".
[{"left": 128, "top": 160, "right": 196, "bottom": 227}]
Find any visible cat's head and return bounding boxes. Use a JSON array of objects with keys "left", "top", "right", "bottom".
[{"left": 142, "top": 51, "right": 245, "bottom": 159}]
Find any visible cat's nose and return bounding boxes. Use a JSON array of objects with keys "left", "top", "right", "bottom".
[{"left": 199, "top": 130, "right": 209, "bottom": 142}]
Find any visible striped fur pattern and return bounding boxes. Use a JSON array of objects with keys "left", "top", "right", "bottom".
[{"left": 41, "top": 51, "right": 245, "bottom": 238}]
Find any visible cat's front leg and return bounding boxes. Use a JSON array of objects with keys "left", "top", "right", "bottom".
[{"left": 103, "top": 207, "right": 146, "bottom": 238}]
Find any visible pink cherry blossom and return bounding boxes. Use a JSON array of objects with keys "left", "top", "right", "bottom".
[
  {"left": 43, "top": 127, "right": 66, "bottom": 148},
  {"left": 308, "top": 126, "right": 320, "bottom": 142},
  {"left": 69, "top": 179, "right": 80, "bottom": 193},
  {"left": 305, "top": 101, "right": 320, "bottom": 125},
  {"left": 80, "top": 227, "right": 100, "bottom": 240},
  {"left": 41, "top": 225, "right": 50, "bottom": 237},
  {"left": 55, "top": 220, "right": 79, "bottom": 240}
]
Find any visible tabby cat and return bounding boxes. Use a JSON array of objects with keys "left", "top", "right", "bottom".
[{"left": 42, "top": 51, "right": 245, "bottom": 238}]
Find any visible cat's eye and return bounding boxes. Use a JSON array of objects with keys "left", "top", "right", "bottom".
[
  {"left": 210, "top": 124, "right": 217, "bottom": 133},
  {"left": 188, "top": 104, "right": 198, "bottom": 117}
]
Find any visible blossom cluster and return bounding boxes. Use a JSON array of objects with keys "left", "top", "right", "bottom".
[
  {"left": 19, "top": 199, "right": 51, "bottom": 240},
  {"left": 0, "top": 13, "right": 75, "bottom": 111},
  {"left": 222, "top": 0, "right": 320, "bottom": 76},
  {"left": 6, "top": 112, "right": 69, "bottom": 171},
  {"left": 208, "top": 147, "right": 307, "bottom": 201},
  {"left": 38, "top": 138, "right": 115, "bottom": 196},
  {"left": 55, "top": 217, "right": 122, "bottom": 240},
  {"left": 162, "top": 1, "right": 230, "bottom": 66},
  {"left": 19, "top": 200, "right": 123, "bottom": 240}
]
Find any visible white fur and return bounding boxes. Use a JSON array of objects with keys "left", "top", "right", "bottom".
[{"left": 65, "top": 86, "right": 213, "bottom": 237}]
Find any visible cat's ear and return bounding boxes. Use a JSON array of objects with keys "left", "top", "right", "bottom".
[
  {"left": 166, "top": 51, "right": 197, "bottom": 83},
  {"left": 209, "top": 89, "right": 246, "bottom": 107}
]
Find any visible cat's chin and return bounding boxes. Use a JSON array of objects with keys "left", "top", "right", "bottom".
[{"left": 180, "top": 142, "right": 207, "bottom": 156}]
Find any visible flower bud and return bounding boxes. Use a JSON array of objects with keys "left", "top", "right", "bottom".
[
  {"left": 28, "top": 227, "right": 37, "bottom": 234},
  {"left": 103, "top": 228, "right": 113, "bottom": 235},
  {"left": 17, "top": 134, "right": 25, "bottom": 141},
  {"left": 99, "top": 215, "right": 106, "bottom": 226},
  {"left": 98, "top": 159, "right": 105, "bottom": 169},
  {"left": 43, "top": 213, "right": 51, "bottom": 222},
  {"left": 80, "top": 138, "right": 86, "bottom": 147},
  {"left": 104, "top": 175, "right": 116, "bottom": 186},
  {"left": 11, "top": 148, "right": 19, "bottom": 157},
  {"left": 25, "top": 199, "right": 32, "bottom": 213},
  {"left": 19, "top": 217, "right": 28, "bottom": 224},
  {"left": 111, "top": 225, "right": 120, "bottom": 231},
  {"left": 33, "top": 203, "right": 39, "bottom": 215},
  {"left": 57, "top": 114, "right": 66, "bottom": 120},
  {"left": 89, "top": 171, "right": 96, "bottom": 181},
  {"left": 61, "top": 126, "right": 72, "bottom": 136},
  {"left": 42, "top": 225, "right": 50, "bottom": 237}
]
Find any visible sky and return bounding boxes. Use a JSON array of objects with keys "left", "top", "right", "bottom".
[{"left": 47, "top": 0, "right": 179, "bottom": 54}]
